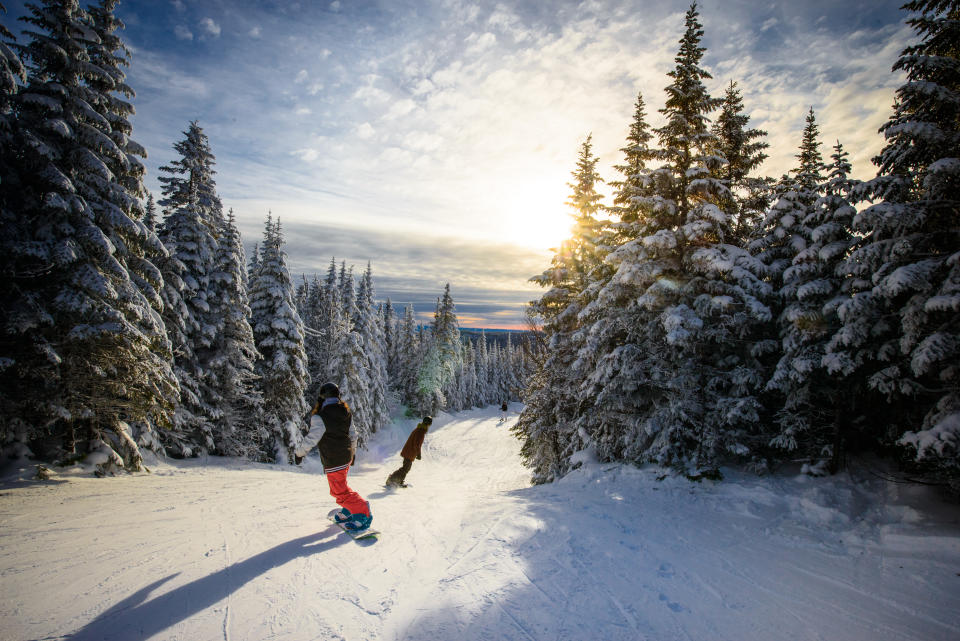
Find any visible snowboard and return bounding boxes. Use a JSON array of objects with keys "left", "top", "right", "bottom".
[
  {"left": 327, "top": 509, "right": 379, "bottom": 540},
  {"left": 384, "top": 482, "right": 411, "bottom": 489}
]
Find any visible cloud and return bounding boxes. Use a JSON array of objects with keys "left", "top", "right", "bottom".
[
  {"left": 294, "top": 148, "right": 320, "bottom": 162},
  {"left": 200, "top": 17, "right": 221, "bottom": 37},
  {"left": 356, "top": 122, "right": 376, "bottom": 139},
  {"left": 123, "top": 0, "right": 910, "bottom": 327},
  {"left": 174, "top": 25, "right": 193, "bottom": 40},
  {"left": 249, "top": 219, "right": 545, "bottom": 327}
]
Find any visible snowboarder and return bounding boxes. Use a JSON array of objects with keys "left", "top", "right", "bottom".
[
  {"left": 499, "top": 402, "right": 508, "bottom": 423},
  {"left": 385, "top": 417, "right": 431, "bottom": 488},
  {"left": 294, "top": 382, "right": 372, "bottom": 531}
]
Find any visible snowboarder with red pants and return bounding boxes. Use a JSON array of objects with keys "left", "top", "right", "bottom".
[
  {"left": 295, "top": 382, "right": 372, "bottom": 531},
  {"left": 386, "top": 417, "right": 431, "bottom": 487}
]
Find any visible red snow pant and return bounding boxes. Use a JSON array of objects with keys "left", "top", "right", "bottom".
[{"left": 325, "top": 465, "right": 369, "bottom": 516}]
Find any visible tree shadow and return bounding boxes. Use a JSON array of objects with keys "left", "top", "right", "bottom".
[{"left": 63, "top": 528, "right": 347, "bottom": 641}]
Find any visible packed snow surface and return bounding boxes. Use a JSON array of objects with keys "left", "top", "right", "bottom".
[{"left": 2, "top": 405, "right": 959, "bottom": 641}]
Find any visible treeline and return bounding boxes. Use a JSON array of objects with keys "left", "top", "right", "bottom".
[
  {"left": 293, "top": 272, "right": 540, "bottom": 444},
  {"left": 516, "top": 1, "right": 959, "bottom": 491},
  {"left": 0, "top": 0, "right": 537, "bottom": 473}
]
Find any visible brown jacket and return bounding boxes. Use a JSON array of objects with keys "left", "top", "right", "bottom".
[{"left": 400, "top": 424, "right": 428, "bottom": 460}]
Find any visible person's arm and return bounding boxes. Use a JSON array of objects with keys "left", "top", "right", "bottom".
[{"left": 295, "top": 414, "right": 326, "bottom": 458}]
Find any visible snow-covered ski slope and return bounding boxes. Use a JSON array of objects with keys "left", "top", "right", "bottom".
[{"left": 2, "top": 404, "right": 959, "bottom": 641}]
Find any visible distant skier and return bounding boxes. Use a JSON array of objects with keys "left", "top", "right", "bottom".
[
  {"left": 499, "top": 402, "right": 508, "bottom": 423},
  {"left": 295, "top": 382, "right": 372, "bottom": 531},
  {"left": 385, "top": 417, "right": 431, "bottom": 488}
]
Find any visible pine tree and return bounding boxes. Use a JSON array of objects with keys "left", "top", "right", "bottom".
[
  {"left": 832, "top": 0, "right": 960, "bottom": 488},
  {"left": 394, "top": 304, "right": 421, "bottom": 409},
  {"left": 416, "top": 284, "right": 462, "bottom": 414},
  {"left": 156, "top": 121, "right": 224, "bottom": 455},
  {"left": 515, "top": 136, "right": 606, "bottom": 481},
  {"left": 326, "top": 270, "right": 372, "bottom": 443},
  {"left": 143, "top": 192, "right": 158, "bottom": 231},
  {"left": 0, "top": 0, "right": 177, "bottom": 469},
  {"left": 769, "top": 142, "right": 858, "bottom": 472},
  {"left": 572, "top": 92, "right": 657, "bottom": 462},
  {"left": 551, "top": 3, "right": 769, "bottom": 476},
  {"left": 354, "top": 262, "right": 391, "bottom": 441},
  {"left": 249, "top": 216, "right": 309, "bottom": 462},
  {"left": 712, "top": 81, "right": 771, "bottom": 243},
  {"left": 209, "top": 209, "right": 265, "bottom": 458}
]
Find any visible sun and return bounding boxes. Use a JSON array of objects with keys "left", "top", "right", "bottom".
[{"left": 501, "top": 180, "right": 574, "bottom": 252}]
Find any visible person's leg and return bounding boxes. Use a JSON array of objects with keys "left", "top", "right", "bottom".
[
  {"left": 394, "top": 458, "right": 413, "bottom": 484},
  {"left": 326, "top": 466, "right": 370, "bottom": 515}
]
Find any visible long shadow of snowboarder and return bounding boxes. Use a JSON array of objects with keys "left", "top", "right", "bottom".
[{"left": 66, "top": 528, "right": 346, "bottom": 641}]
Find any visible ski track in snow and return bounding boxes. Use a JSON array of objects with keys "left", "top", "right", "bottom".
[{"left": 1, "top": 404, "right": 959, "bottom": 641}]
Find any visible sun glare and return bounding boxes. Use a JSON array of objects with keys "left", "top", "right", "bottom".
[{"left": 503, "top": 182, "right": 573, "bottom": 251}]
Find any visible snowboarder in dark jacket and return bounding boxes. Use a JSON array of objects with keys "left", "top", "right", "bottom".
[
  {"left": 295, "top": 382, "right": 372, "bottom": 530},
  {"left": 386, "top": 417, "right": 431, "bottom": 487}
]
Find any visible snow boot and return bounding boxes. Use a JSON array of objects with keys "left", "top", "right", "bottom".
[
  {"left": 343, "top": 502, "right": 372, "bottom": 531},
  {"left": 333, "top": 507, "right": 352, "bottom": 524}
]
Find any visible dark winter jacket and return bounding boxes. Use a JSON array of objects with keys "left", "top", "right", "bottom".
[
  {"left": 297, "top": 398, "right": 355, "bottom": 471},
  {"left": 400, "top": 424, "right": 428, "bottom": 461}
]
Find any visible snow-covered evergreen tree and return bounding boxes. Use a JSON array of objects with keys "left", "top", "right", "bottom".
[
  {"left": 526, "top": 4, "right": 771, "bottom": 478},
  {"left": 325, "top": 270, "right": 375, "bottom": 444},
  {"left": 416, "top": 284, "right": 462, "bottom": 414},
  {"left": 382, "top": 298, "right": 397, "bottom": 381},
  {"left": 354, "top": 262, "right": 391, "bottom": 440},
  {"left": 394, "top": 303, "right": 422, "bottom": 410},
  {"left": 515, "top": 136, "right": 606, "bottom": 482},
  {"left": 831, "top": 0, "right": 960, "bottom": 488},
  {"left": 249, "top": 216, "right": 309, "bottom": 462},
  {"left": 572, "top": 93, "right": 658, "bottom": 463},
  {"left": 0, "top": 0, "right": 177, "bottom": 469},
  {"left": 156, "top": 121, "right": 224, "bottom": 455},
  {"left": 209, "top": 208, "right": 266, "bottom": 458},
  {"left": 143, "top": 192, "right": 158, "bottom": 231},
  {"left": 712, "top": 80, "right": 771, "bottom": 243},
  {"left": 768, "top": 141, "right": 858, "bottom": 472}
]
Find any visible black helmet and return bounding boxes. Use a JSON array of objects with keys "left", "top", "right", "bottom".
[
  {"left": 319, "top": 382, "right": 340, "bottom": 400},
  {"left": 422, "top": 416, "right": 433, "bottom": 425}
]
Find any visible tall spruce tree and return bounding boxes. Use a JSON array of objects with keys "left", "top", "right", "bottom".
[
  {"left": 1, "top": 0, "right": 177, "bottom": 469},
  {"left": 831, "top": 0, "right": 960, "bottom": 488},
  {"left": 156, "top": 121, "right": 224, "bottom": 455},
  {"left": 394, "top": 303, "right": 421, "bottom": 409},
  {"left": 416, "top": 284, "right": 462, "bottom": 414},
  {"left": 573, "top": 93, "right": 658, "bottom": 462},
  {"left": 769, "top": 141, "right": 858, "bottom": 472},
  {"left": 515, "top": 136, "right": 606, "bottom": 482},
  {"left": 354, "top": 262, "right": 391, "bottom": 441},
  {"left": 249, "top": 216, "right": 309, "bottom": 462},
  {"left": 712, "top": 81, "right": 771, "bottom": 243},
  {"left": 209, "top": 208, "right": 265, "bottom": 458}
]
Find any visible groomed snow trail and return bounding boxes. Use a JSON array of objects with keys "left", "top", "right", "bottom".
[{"left": 2, "top": 405, "right": 959, "bottom": 641}]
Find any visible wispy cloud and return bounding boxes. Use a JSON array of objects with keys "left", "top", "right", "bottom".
[{"left": 104, "top": 0, "right": 910, "bottom": 326}]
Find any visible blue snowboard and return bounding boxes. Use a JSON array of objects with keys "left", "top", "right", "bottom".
[{"left": 327, "top": 509, "right": 379, "bottom": 540}]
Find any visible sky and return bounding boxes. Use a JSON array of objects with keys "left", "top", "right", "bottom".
[{"left": 1, "top": 0, "right": 912, "bottom": 328}]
